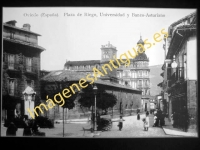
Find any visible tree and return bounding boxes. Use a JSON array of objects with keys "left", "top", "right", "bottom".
[
  {"left": 41, "top": 80, "right": 78, "bottom": 137},
  {"left": 96, "top": 91, "right": 117, "bottom": 114},
  {"left": 78, "top": 85, "right": 117, "bottom": 115}
]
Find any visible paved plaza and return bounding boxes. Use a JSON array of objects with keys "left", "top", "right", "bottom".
[{"left": 1, "top": 114, "right": 197, "bottom": 138}]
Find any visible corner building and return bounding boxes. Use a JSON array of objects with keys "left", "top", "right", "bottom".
[{"left": 2, "top": 20, "right": 45, "bottom": 123}]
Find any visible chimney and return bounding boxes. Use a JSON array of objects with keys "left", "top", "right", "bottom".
[
  {"left": 5, "top": 20, "right": 17, "bottom": 26},
  {"left": 23, "top": 24, "right": 31, "bottom": 31}
]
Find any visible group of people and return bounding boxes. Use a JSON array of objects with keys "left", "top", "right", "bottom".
[
  {"left": 116, "top": 109, "right": 150, "bottom": 132},
  {"left": 6, "top": 116, "right": 45, "bottom": 137},
  {"left": 171, "top": 106, "right": 189, "bottom": 132}
]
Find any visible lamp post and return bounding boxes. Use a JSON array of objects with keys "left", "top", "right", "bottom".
[
  {"left": 164, "top": 55, "right": 177, "bottom": 118},
  {"left": 171, "top": 55, "right": 178, "bottom": 72},
  {"left": 23, "top": 86, "right": 36, "bottom": 119},
  {"left": 93, "top": 84, "right": 98, "bottom": 133},
  {"left": 60, "top": 77, "right": 68, "bottom": 138}
]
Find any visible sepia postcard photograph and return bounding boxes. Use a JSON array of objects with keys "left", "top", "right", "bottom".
[{"left": 1, "top": 7, "right": 198, "bottom": 138}]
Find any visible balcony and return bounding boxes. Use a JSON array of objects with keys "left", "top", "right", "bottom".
[
  {"left": 137, "top": 84, "right": 143, "bottom": 88},
  {"left": 123, "top": 74, "right": 131, "bottom": 78},
  {"left": 143, "top": 84, "right": 149, "bottom": 88},
  {"left": 4, "top": 62, "right": 20, "bottom": 71},
  {"left": 168, "top": 67, "right": 185, "bottom": 87},
  {"left": 24, "top": 65, "right": 38, "bottom": 74}
]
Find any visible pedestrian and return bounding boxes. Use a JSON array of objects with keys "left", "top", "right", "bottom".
[
  {"left": 23, "top": 117, "right": 32, "bottom": 136},
  {"left": 182, "top": 106, "right": 189, "bottom": 132},
  {"left": 32, "top": 123, "right": 45, "bottom": 136},
  {"left": 6, "top": 121, "right": 18, "bottom": 136},
  {"left": 137, "top": 110, "right": 140, "bottom": 120},
  {"left": 157, "top": 109, "right": 161, "bottom": 127},
  {"left": 160, "top": 112, "right": 165, "bottom": 126},
  {"left": 153, "top": 113, "right": 158, "bottom": 127},
  {"left": 173, "top": 112, "right": 177, "bottom": 128},
  {"left": 143, "top": 111, "right": 150, "bottom": 131},
  {"left": 117, "top": 115, "right": 125, "bottom": 131}
]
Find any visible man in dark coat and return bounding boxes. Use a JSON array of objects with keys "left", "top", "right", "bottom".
[
  {"left": 23, "top": 118, "right": 32, "bottom": 136},
  {"left": 6, "top": 122, "right": 18, "bottom": 136}
]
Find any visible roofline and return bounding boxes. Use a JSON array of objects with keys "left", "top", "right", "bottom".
[
  {"left": 41, "top": 70, "right": 142, "bottom": 92},
  {"left": 3, "top": 37, "right": 45, "bottom": 51},
  {"left": 3, "top": 23, "right": 41, "bottom": 36},
  {"left": 169, "top": 11, "right": 196, "bottom": 28}
]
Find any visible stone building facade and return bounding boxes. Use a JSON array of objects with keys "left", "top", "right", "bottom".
[
  {"left": 64, "top": 38, "right": 150, "bottom": 96},
  {"left": 158, "top": 11, "right": 197, "bottom": 130},
  {"left": 2, "top": 20, "right": 45, "bottom": 122}
]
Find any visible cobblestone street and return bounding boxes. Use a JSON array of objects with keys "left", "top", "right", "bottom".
[
  {"left": 98, "top": 114, "right": 179, "bottom": 138},
  {"left": 1, "top": 113, "right": 181, "bottom": 138}
]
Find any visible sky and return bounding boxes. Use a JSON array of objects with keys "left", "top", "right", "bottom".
[{"left": 3, "top": 7, "right": 196, "bottom": 71}]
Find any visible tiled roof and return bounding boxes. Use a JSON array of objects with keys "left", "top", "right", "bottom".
[
  {"left": 65, "top": 60, "right": 100, "bottom": 66},
  {"left": 41, "top": 70, "right": 86, "bottom": 82},
  {"left": 3, "top": 23, "right": 41, "bottom": 36},
  {"left": 3, "top": 37, "right": 45, "bottom": 51},
  {"left": 170, "top": 11, "right": 196, "bottom": 27},
  {"left": 41, "top": 70, "right": 141, "bottom": 92},
  {"left": 177, "top": 24, "right": 196, "bottom": 30}
]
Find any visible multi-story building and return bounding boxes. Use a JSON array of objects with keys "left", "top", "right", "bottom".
[
  {"left": 158, "top": 11, "right": 197, "bottom": 130},
  {"left": 2, "top": 20, "right": 45, "bottom": 122},
  {"left": 63, "top": 37, "right": 150, "bottom": 113},
  {"left": 64, "top": 37, "right": 150, "bottom": 95}
]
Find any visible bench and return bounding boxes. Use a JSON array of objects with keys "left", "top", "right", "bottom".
[{"left": 82, "top": 127, "right": 93, "bottom": 136}]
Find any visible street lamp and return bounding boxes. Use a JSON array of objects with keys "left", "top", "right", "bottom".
[
  {"left": 22, "top": 86, "right": 36, "bottom": 119},
  {"left": 60, "top": 77, "right": 68, "bottom": 138},
  {"left": 171, "top": 55, "right": 178, "bottom": 71},
  {"left": 93, "top": 84, "right": 98, "bottom": 133}
]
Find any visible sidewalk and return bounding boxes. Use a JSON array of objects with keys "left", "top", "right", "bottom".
[{"left": 162, "top": 118, "right": 198, "bottom": 137}]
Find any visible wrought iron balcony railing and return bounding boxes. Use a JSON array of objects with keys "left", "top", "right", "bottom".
[
  {"left": 24, "top": 65, "right": 38, "bottom": 74},
  {"left": 4, "top": 62, "right": 20, "bottom": 71},
  {"left": 168, "top": 67, "right": 185, "bottom": 87}
]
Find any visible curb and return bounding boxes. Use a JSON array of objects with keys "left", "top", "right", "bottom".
[{"left": 162, "top": 126, "right": 198, "bottom": 137}]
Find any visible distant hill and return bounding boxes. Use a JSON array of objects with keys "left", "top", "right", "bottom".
[{"left": 149, "top": 65, "right": 163, "bottom": 96}]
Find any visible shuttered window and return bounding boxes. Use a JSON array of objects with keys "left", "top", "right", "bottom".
[
  {"left": 8, "top": 78, "right": 15, "bottom": 96},
  {"left": 26, "top": 57, "right": 32, "bottom": 72},
  {"left": 8, "top": 54, "right": 15, "bottom": 69}
]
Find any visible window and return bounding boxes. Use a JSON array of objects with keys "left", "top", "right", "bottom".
[
  {"left": 9, "top": 78, "right": 15, "bottom": 96},
  {"left": 138, "top": 80, "right": 142, "bottom": 86},
  {"left": 8, "top": 54, "right": 15, "bottom": 69},
  {"left": 25, "top": 35, "right": 29, "bottom": 42},
  {"left": 138, "top": 70, "right": 142, "bottom": 76},
  {"left": 26, "top": 57, "right": 32, "bottom": 72},
  {"left": 25, "top": 80, "right": 34, "bottom": 90},
  {"left": 145, "top": 80, "right": 148, "bottom": 86},
  {"left": 117, "top": 71, "right": 120, "bottom": 78},
  {"left": 124, "top": 71, "right": 130, "bottom": 76},
  {"left": 10, "top": 32, "right": 15, "bottom": 39},
  {"left": 103, "top": 51, "right": 109, "bottom": 59}
]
